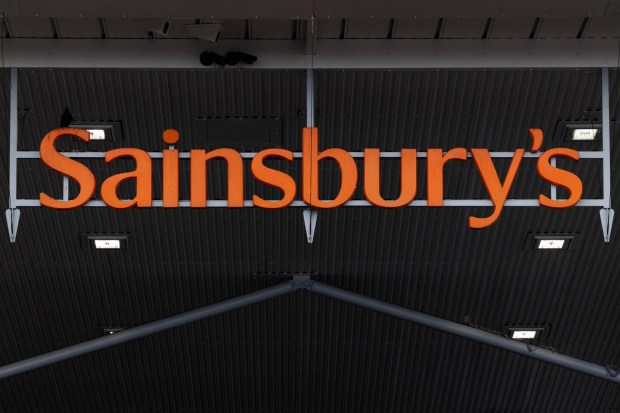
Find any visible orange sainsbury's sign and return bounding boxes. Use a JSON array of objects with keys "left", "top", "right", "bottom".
[{"left": 38, "top": 126, "right": 582, "bottom": 229}]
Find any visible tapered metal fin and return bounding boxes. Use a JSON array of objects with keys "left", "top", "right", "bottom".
[
  {"left": 5, "top": 208, "right": 20, "bottom": 243},
  {"left": 303, "top": 209, "right": 318, "bottom": 243},
  {"left": 600, "top": 208, "right": 614, "bottom": 242}
]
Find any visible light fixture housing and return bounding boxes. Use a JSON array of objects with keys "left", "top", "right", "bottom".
[
  {"left": 82, "top": 234, "right": 129, "bottom": 250},
  {"left": 507, "top": 326, "right": 545, "bottom": 341},
  {"left": 561, "top": 122, "right": 602, "bottom": 141},
  {"left": 533, "top": 235, "right": 573, "bottom": 250},
  {"left": 103, "top": 327, "right": 125, "bottom": 335},
  {"left": 69, "top": 121, "right": 122, "bottom": 142},
  {"left": 524, "top": 233, "right": 577, "bottom": 251},
  {"left": 570, "top": 128, "right": 600, "bottom": 141}
]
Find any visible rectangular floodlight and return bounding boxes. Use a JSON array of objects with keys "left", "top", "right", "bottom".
[
  {"left": 533, "top": 235, "right": 573, "bottom": 250},
  {"left": 69, "top": 121, "right": 122, "bottom": 142},
  {"left": 508, "top": 327, "right": 545, "bottom": 341},
  {"left": 571, "top": 128, "right": 600, "bottom": 141},
  {"left": 94, "top": 239, "right": 121, "bottom": 249},
  {"left": 83, "top": 234, "right": 128, "bottom": 250},
  {"left": 103, "top": 327, "right": 125, "bottom": 335},
  {"left": 87, "top": 129, "right": 107, "bottom": 141},
  {"left": 561, "top": 123, "right": 602, "bottom": 141}
]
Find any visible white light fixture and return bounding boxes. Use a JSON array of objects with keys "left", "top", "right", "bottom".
[
  {"left": 571, "top": 128, "right": 599, "bottom": 141},
  {"left": 561, "top": 123, "right": 602, "bottom": 141},
  {"left": 69, "top": 121, "right": 122, "bottom": 142},
  {"left": 537, "top": 239, "right": 565, "bottom": 249},
  {"left": 87, "top": 129, "right": 107, "bottom": 141},
  {"left": 103, "top": 327, "right": 125, "bottom": 335},
  {"left": 508, "top": 327, "right": 545, "bottom": 341},
  {"left": 512, "top": 330, "right": 537, "bottom": 339},
  {"left": 533, "top": 235, "right": 573, "bottom": 250},
  {"left": 83, "top": 234, "right": 129, "bottom": 250},
  {"left": 94, "top": 239, "right": 121, "bottom": 249}
]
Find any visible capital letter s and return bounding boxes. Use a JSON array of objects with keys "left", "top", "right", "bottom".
[{"left": 39, "top": 128, "right": 96, "bottom": 209}]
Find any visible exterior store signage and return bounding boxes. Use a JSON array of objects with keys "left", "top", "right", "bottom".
[
  {"left": 38, "top": 126, "right": 581, "bottom": 229},
  {"left": 4, "top": 68, "right": 614, "bottom": 243}
]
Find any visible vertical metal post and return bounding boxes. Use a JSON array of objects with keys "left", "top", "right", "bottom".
[
  {"left": 8, "top": 68, "right": 17, "bottom": 210},
  {"left": 304, "top": 68, "right": 317, "bottom": 243},
  {"left": 5, "top": 67, "right": 21, "bottom": 242},
  {"left": 600, "top": 68, "right": 614, "bottom": 242},
  {"left": 62, "top": 177, "right": 69, "bottom": 201},
  {"left": 550, "top": 158, "right": 557, "bottom": 200},
  {"left": 306, "top": 68, "right": 314, "bottom": 128},
  {"left": 602, "top": 68, "right": 611, "bottom": 209}
]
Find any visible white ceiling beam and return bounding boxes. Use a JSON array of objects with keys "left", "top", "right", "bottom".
[
  {"left": 2, "top": 0, "right": 613, "bottom": 19},
  {"left": 3, "top": 38, "right": 619, "bottom": 69}
]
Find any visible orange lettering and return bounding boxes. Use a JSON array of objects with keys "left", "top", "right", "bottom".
[
  {"left": 427, "top": 148, "right": 467, "bottom": 206},
  {"left": 39, "top": 128, "right": 96, "bottom": 209},
  {"left": 469, "top": 148, "right": 524, "bottom": 228},
  {"left": 101, "top": 148, "right": 152, "bottom": 209},
  {"left": 302, "top": 127, "right": 357, "bottom": 208},
  {"left": 251, "top": 149, "right": 296, "bottom": 209},
  {"left": 537, "top": 148, "right": 582, "bottom": 208},
  {"left": 162, "top": 129, "right": 180, "bottom": 208},
  {"left": 190, "top": 149, "right": 244, "bottom": 207},
  {"left": 163, "top": 148, "right": 179, "bottom": 208},
  {"left": 364, "top": 149, "right": 417, "bottom": 207}
]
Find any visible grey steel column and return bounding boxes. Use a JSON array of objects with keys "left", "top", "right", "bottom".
[
  {"left": 600, "top": 68, "right": 614, "bottom": 242},
  {"left": 0, "top": 281, "right": 296, "bottom": 380},
  {"left": 5, "top": 67, "right": 21, "bottom": 242},
  {"left": 310, "top": 281, "right": 620, "bottom": 384}
]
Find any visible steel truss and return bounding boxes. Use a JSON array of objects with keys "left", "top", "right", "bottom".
[{"left": 0, "top": 276, "right": 618, "bottom": 384}]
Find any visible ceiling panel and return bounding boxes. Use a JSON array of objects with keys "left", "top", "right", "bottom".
[
  {"left": 218, "top": 19, "right": 248, "bottom": 39},
  {"left": 4, "top": 17, "right": 55, "bottom": 38},
  {"left": 103, "top": 18, "right": 149, "bottom": 39},
  {"left": 582, "top": 16, "right": 620, "bottom": 38},
  {"left": 314, "top": 0, "right": 610, "bottom": 19},
  {"left": 441, "top": 17, "right": 488, "bottom": 39},
  {"left": 489, "top": 17, "right": 536, "bottom": 39},
  {"left": 55, "top": 18, "right": 103, "bottom": 39},
  {"left": 345, "top": 18, "right": 391, "bottom": 39},
  {"left": 5, "top": 0, "right": 611, "bottom": 19},
  {"left": 317, "top": 18, "right": 342, "bottom": 39},
  {"left": 536, "top": 17, "right": 584, "bottom": 39},
  {"left": 393, "top": 18, "right": 438, "bottom": 39},
  {"left": 251, "top": 19, "right": 295, "bottom": 39}
]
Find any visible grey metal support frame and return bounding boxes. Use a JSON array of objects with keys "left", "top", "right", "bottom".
[
  {"left": 4, "top": 67, "right": 615, "bottom": 243},
  {"left": 5, "top": 67, "right": 20, "bottom": 242},
  {"left": 303, "top": 67, "right": 318, "bottom": 243},
  {"left": 306, "top": 279, "right": 620, "bottom": 384},
  {"left": 1, "top": 276, "right": 619, "bottom": 384},
  {"left": 600, "top": 68, "right": 615, "bottom": 242},
  {"left": 0, "top": 280, "right": 298, "bottom": 380}
]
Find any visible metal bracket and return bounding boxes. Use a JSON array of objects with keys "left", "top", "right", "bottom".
[
  {"left": 303, "top": 209, "right": 318, "bottom": 243},
  {"left": 5, "top": 209, "right": 20, "bottom": 243},
  {"left": 600, "top": 208, "right": 614, "bottom": 243},
  {"left": 290, "top": 275, "right": 314, "bottom": 290}
]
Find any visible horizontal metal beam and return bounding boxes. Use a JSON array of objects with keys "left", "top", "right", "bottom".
[
  {"left": 309, "top": 281, "right": 620, "bottom": 384},
  {"left": 13, "top": 198, "right": 607, "bottom": 208},
  {"left": 15, "top": 150, "right": 606, "bottom": 159},
  {"left": 3, "top": 39, "right": 620, "bottom": 69},
  {"left": 0, "top": 281, "right": 296, "bottom": 380}
]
